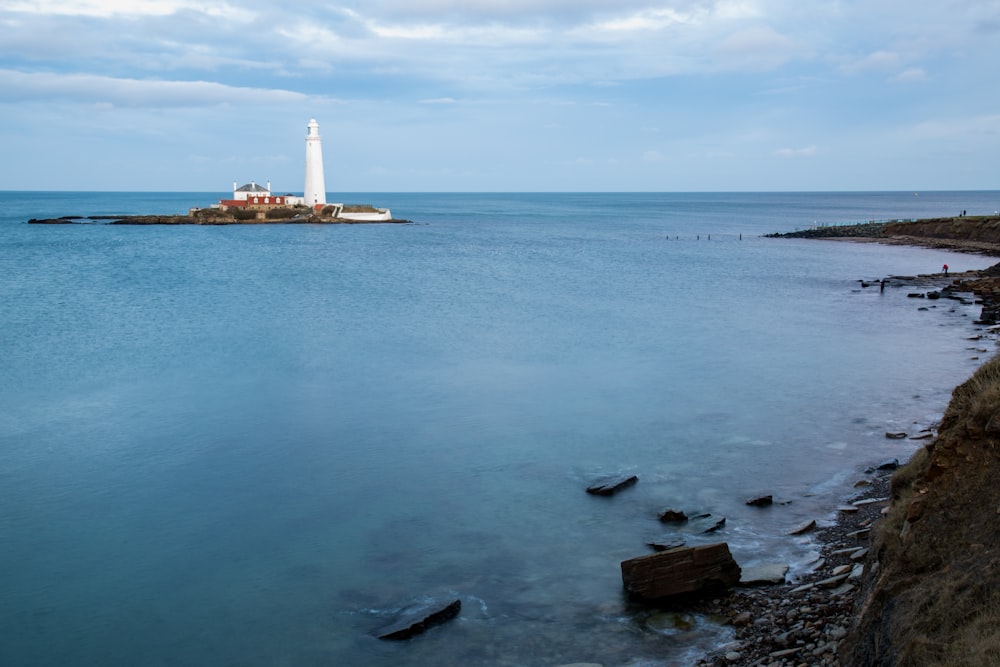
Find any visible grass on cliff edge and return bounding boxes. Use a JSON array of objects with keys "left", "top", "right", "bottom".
[{"left": 869, "top": 354, "right": 1000, "bottom": 666}]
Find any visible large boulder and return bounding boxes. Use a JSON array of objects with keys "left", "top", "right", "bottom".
[{"left": 621, "top": 543, "right": 741, "bottom": 602}]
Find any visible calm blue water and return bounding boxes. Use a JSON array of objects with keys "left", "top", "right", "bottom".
[{"left": 2, "top": 191, "right": 999, "bottom": 666}]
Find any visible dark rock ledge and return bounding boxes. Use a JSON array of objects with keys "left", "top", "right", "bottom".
[{"left": 374, "top": 598, "right": 462, "bottom": 640}]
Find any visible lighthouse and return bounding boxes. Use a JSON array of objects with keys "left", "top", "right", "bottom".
[{"left": 303, "top": 118, "right": 327, "bottom": 207}]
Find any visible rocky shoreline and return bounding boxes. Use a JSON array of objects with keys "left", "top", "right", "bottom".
[
  {"left": 766, "top": 215, "right": 1000, "bottom": 257},
  {"left": 691, "top": 469, "right": 893, "bottom": 667},
  {"left": 678, "top": 216, "right": 1000, "bottom": 667}
]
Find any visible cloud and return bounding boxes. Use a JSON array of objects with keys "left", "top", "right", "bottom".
[
  {"left": 361, "top": 0, "right": 674, "bottom": 22},
  {"left": 908, "top": 114, "right": 1000, "bottom": 140},
  {"left": 586, "top": 7, "right": 690, "bottom": 32},
  {"left": 892, "top": 67, "right": 927, "bottom": 82},
  {"left": 0, "top": 69, "right": 309, "bottom": 107},
  {"left": 715, "top": 25, "right": 806, "bottom": 70},
  {"left": 2, "top": 0, "right": 245, "bottom": 19},
  {"left": 2, "top": 0, "right": 1000, "bottom": 191},
  {"left": 774, "top": 145, "right": 817, "bottom": 158},
  {"left": 840, "top": 50, "right": 900, "bottom": 75}
]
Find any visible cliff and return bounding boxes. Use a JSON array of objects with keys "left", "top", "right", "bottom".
[
  {"left": 772, "top": 215, "right": 1000, "bottom": 665},
  {"left": 842, "top": 356, "right": 1000, "bottom": 666}
]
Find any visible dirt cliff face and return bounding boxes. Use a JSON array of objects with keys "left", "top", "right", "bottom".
[
  {"left": 843, "top": 357, "right": 1000, "bottom": 666},
  {"left": 883, "top": 217, "right": 1000, "bottom": 244}
]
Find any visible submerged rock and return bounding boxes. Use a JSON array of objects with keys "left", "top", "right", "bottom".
[
  {"left": 788, "top": 519, "right": 817, "bottom": 535},
  {"left": 657, "top": 508, "right": 688, "bottom": 523},
  {"left": 646, "top": 535, "right": 687, "bottom": 552},
  {"left": 745, "top": 494, "right": 773, "bottom": 507},
  {"left": 693, "top": 515, "right": 726, "bottom": 533},
  {"left": 586, "top": 474, "right": 638, "bottom": 496},
  {"left": 374, "top": 598, "right": 462, "bottom": 640}
]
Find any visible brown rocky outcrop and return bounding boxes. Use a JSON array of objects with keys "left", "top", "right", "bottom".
[
  {"left": 621, "top": 543, "right": 741, "bottom": 602},
  {"left": 842, "top": 356, "right": 1000, "bottom": 666}
]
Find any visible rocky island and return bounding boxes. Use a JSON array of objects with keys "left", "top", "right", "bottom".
[
  {"left": 27, "top": 119, "right": 404, "bottom": 227},
  {"left": 27, "top": 204, "right": 410, "bottom": 226}
]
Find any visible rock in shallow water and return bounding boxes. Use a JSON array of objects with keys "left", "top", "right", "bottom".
[
  {"left": 658, "top": 508, "right": 688, "bottom": 523},
  {"left": 788, "top": 519, "right": 817, "bottom": 535},
  {"left": 586, "top": 474, "right": 638, "bottom": 496},
  {"left": 375, "top": 598, "right": 462, "bottom": 640},
  {"left": 646, "top": 535, "right": 687, "bottom": 551},
  {"left": 621, "top": 543, "right": 741, "bottom": 602},
  {"left": 693, "top": 515, "right": 726, "bottom": 533}
]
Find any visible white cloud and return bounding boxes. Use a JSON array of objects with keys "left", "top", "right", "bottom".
[
  {"left": 0, "top": 69, "right": 308, "bottom": 107},
  {"left": 587, "top": 7, "right": 690, "bottom": 32},
  {"left": 892, "top": 67, "right": 927, "bottom": 82},
  {"left": 1, "top": 0, "right": 999, "bottom": 190},
  {"left": 712, "top": 0, "right": 762, "bottom": 21},
  {"left": 774, "top": 145, "right": 817, "bottom": 157},
  {"left": 1, "top": 0, "right": 245, "bottom": 18},
  {"left": 840, "top": 50, "right": 900, "bottom": 75},
  {"left": 909, "top": 114, "right": 1000, "bottom": 140},
  {"left": 716, "top": 26, "right": 806, "bottom": 70}
]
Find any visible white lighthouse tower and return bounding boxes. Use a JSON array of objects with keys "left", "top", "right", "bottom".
[{"left": 303, "top": 118, "right": 327, "bottom": 207}]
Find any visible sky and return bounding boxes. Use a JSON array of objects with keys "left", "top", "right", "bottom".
[{"left": 1, "top": 0, "right": 998, "bottom": 192}]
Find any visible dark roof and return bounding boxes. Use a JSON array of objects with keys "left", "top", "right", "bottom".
[{"left": 235, "top": 183, "right": 269, "bottom": 193}]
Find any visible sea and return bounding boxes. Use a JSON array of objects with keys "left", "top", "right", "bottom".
[{"left": 2, "top": 191, "right": 999, "bottom": 666}]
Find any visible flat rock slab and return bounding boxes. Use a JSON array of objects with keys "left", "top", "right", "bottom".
[
  {"left": 816, "top": 573, "right": 850, "bottom": 589},
  {"left": 375, "top": 598, "right": 462, "bottom": 640},
  {"left": 586, "top": 474, "right": 638, "bottom": 496},
  {"left": 692, "top": 515, "right": 726, "bottom": 533},
  {"left": 788, "top": 519, "right": 816, "bottom": 535},
  {"left": 745, "top": 494, "right": 773, "bottom": 507},
  {"left": 621, "top": 542, "right": 741, "bottom": 602},
  {"left": 853, "top": 496, "right": 889, "bottom": 506},
  {"left": 646, "top": 536, "right": 687, "bottom": 552},
  {"left": 738, "top": 563, "right": 789, "bottom": 586}
]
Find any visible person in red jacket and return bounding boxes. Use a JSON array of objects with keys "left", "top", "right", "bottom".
[{"left": 943, "top": 264, "right": 949, "bottom": 276}]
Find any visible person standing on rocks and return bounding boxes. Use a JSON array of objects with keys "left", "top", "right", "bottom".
[{"left": 943, "top": 264, "right": 949, "bottom": 276}]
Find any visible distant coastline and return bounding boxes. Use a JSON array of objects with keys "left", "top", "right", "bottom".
[{"left": 767, "top": 214, "right": 1000, "bottom": 257}]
